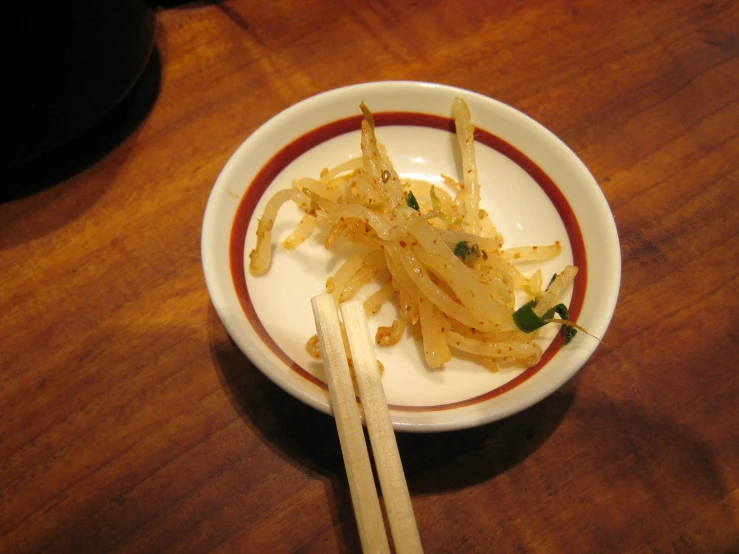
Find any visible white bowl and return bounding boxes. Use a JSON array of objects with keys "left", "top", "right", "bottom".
[{"left": 201, "top": 81, "right": 620, "bottom": 432}]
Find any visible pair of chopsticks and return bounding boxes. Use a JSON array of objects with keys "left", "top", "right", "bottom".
[{"left": 311, "top": 294, "right": 423, "bottom": 554}]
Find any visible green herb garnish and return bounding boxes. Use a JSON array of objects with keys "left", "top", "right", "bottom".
[
  {"left": 513, "top": 300, "right": 577, "bottom": 345},
  {"left": 454, "top": 241, "right": 474, "bottom": 259},
  {"left": 406, "top": 190, "right": 420, "bottom": 211},
  {"left": 512, "top": 301, "right": 544, "bottom": 332},
  {"left": 547, "top": 304, "right": 577, "bottom": 344}
]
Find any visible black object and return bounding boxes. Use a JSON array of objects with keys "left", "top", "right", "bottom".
[{"left": 3, "top": 1, "right": 156, "bottom": 169}]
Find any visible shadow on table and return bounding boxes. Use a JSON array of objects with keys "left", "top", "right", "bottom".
[
  {"left": 210, "top": 307, "right": 575, "bottom": 551},
  {"left": 0, "top": 47, "right": 162, "bottom": 207}
]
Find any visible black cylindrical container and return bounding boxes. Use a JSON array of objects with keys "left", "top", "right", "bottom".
[{"left": 3, "top": 1, "right": 156, "bottom": 169}]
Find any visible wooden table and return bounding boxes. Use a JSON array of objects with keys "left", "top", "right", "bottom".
[{"left": 2, "top": 1, "right": 737, "bottom": 552}]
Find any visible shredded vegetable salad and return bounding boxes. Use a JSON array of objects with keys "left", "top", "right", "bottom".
[{"left": 249, "top": 98, "right": 584, "bottom": 371}]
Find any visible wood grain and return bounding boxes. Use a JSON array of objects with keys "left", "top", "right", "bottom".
[{"left": 1, "top": 1, "right": 737, "bottom": 552}]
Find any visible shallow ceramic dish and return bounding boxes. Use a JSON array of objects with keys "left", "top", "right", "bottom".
[{"left": 201, "top": 81, "right": 620, "bottom": 432}]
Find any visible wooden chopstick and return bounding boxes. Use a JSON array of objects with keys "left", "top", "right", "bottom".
[
  {"left": 311, "top": 294, "right": 391, "bottom": 554},
  {"left": 312, "top": 293, "right": 424, "bottom": 554},
  {"left": 340, "top": 300, "right": 424, "bottom": 554}
]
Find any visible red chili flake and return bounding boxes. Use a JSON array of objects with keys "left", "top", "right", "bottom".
[
  {"left": 400, "top": 240, "right": 407, "bottom": 248},
  {"left": 533, "top": 246, "right": 538, "bottom": 250}
]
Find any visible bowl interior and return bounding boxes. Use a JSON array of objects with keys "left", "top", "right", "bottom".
[{"left": 202, "top": 81, "right": 620, "bottom": 431}]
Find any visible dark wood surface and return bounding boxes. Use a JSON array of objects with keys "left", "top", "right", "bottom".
[{"left": 2, "top": 1, "right": 738, "bottom": 552}]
